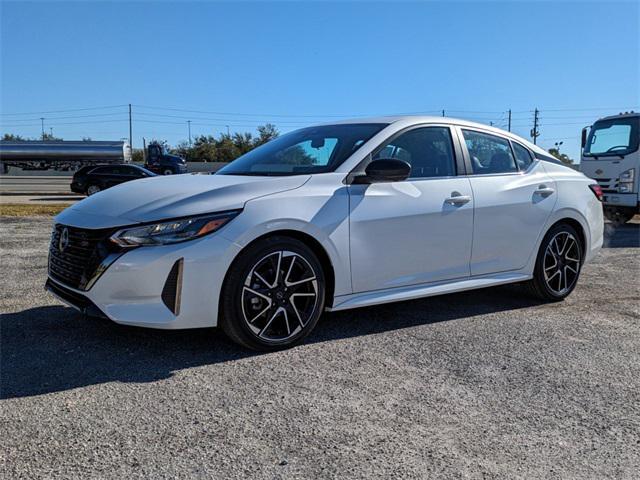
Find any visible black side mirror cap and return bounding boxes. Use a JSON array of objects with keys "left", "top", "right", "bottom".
[
  {"left": 362, "top": 158, "right": 411, "bottom": 183},
  {"left": 581, "top": 127, "right": 588, "bottom": 149}
]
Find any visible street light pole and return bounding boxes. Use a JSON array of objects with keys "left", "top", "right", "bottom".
[
  {"left": 187, "top": 120, "right": 192, "bottom": 146},
  {"left": 128, "top": 104, "right": 133, "bottom": 150}
]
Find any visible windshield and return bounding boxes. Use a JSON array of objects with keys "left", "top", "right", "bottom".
[
  {"left": 217, "top": 124, "right": 387, "bottom": 176},
  {"left": 584, "top": 116, "right": 639, "bottom": 157}
]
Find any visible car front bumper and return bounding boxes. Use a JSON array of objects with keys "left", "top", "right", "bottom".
[
  {"left": 70, "top": 182, "right": 85, "bottom": 194},
  {"left": 46, "top": 233, "right": 241, "bottom": 329}
]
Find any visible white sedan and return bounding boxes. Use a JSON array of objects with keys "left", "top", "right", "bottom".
[{"left": 46, "top": 116, "right": 604, "bottom": 350}]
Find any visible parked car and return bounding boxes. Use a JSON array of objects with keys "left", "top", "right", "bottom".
[
  {"left": 70, "top": 164, "right": 156, "bottom": 195},
  {"left": 47, "top": 116, "right": 604, "bottom": 351}
]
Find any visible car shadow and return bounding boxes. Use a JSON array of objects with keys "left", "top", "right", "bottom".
[
  {"left": 1, "top": 283, "right": 541, "bottom": 400},
  {"left": 2, "top": 221, "right": 635, "bottom": 400},
  {"left": 603, "top": 220, "right": 640, "bottom": 248}
]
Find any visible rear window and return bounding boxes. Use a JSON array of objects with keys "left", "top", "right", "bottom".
[{"left": 462, "top": 129, "right": 518, "bottom": 174}]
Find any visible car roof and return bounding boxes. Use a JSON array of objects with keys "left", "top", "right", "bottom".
[{"left": 316, "top": 115, "right": 550, "bottom": 157}]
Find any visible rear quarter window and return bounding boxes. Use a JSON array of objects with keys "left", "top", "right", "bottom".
[{"left": 512, "top": 142, "right": 534, "bottom": 170}]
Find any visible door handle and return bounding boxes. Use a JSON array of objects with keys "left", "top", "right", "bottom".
[
  {"left": 445, "top": 192, "right": 471, "bottom": 206},
  {"left": 535, "top": 185, "right": 555, "bottom": 197}
]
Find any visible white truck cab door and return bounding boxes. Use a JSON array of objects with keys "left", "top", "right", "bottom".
[
  {"left": 459, "top": 128, "right": 557, "bottom": 275},
  {"left": 348, "top": 126, "right": 473, "bottom": 293}
]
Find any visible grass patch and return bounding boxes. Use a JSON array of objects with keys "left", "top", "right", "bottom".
[{"left": 0, "top": 203, "right": 69, "bottom": 217}]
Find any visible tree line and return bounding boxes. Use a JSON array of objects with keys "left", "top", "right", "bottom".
[
  {"left": 3, "top": 124, "right": 576, "bottom": 165},
  {"left": 153, "top": 123, "right": 279, "bottom": 163}
]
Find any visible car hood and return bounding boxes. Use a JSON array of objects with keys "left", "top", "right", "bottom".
[{"left": 56, "top": 173, "right": 310, "bottom": 228}]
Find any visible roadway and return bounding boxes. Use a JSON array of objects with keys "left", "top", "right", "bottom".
[{"left": 0, "top": 176, "right": 73, "bottom": 195}]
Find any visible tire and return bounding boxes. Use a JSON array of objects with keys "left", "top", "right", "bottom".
[
  {"left": 86, "top": 184, "right": 101, "bottom": 196},
  {"left": 220, "top": 236, "right": 326, "bottom": 351},
  {"left": 526, "top": 223, "right": 584, "bottom": 301},
  {"left": 604, "top": 207, "right": 635, "bottom": 225},
  {"left": 163, "top": 169, "right": 173, "bottom": 175}
]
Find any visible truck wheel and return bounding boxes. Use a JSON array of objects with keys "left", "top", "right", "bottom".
[
  {"left": 163, "top": 168, "right": 173, "bottom": 175},
  {"left": 604, "top": 207, "right": 635, "bottom": 225},
  {"left": 86, "top": 185, "right": 101, "bottom": 196}
]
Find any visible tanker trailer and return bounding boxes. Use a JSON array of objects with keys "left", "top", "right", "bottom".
[{"left": 0, "top": 140, "right": 131, "bottom": 173}]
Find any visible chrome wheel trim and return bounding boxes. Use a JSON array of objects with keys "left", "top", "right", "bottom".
[
  {"left": 87, "top": 185, "right": 100, "bottom": 195},
  {"left": 543, "top": 231, "right": 581, "bottom": 296},
  {"left": 241, "top": 250, "right": 318, "bottom": 343}
]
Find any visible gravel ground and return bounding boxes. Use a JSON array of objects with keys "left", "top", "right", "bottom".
[{"left": 1, "top": 216, "right": 639, "bottom": 479}]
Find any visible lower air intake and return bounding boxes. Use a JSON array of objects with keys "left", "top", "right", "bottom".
[{"left": 161, "top": 258, "right": 184, "bottom": 315}]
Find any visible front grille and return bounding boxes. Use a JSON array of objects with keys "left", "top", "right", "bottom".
[{"left": 48, "top": 224, "right": 118, "bottom": 290}]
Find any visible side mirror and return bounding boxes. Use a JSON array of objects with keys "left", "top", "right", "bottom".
[
  {"left": 581, "top": 127, "right": 588, "bottom": 149},
  {"left": 363, "top": 158, "right": 411, "bottom": 183}
]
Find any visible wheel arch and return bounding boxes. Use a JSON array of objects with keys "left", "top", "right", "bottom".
[
  {"left": 548, "top": 217, "right": 587, "bottom": 257},
  {"left": 223, "top": 229, "right": 337, "bottom": 308}
]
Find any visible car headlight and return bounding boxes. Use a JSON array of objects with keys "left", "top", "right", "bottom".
[
  {"left": 619, "top": 168, "right": 635, "bottom": 193},
  {"left": 110, "top": 211, "right": 240, "bottom": 247}
]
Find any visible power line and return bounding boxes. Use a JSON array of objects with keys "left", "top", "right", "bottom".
[{"left": 0, "top": 104, "right": 128, "bottom": 116}]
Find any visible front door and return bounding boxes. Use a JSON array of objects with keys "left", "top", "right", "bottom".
[{"left": 348, "top": 126, "right": 474, "bottom": 293}]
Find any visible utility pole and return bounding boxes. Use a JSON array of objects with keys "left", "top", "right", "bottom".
[
  {"left": 187, "top": 120, "right": 192, "bottom": 146},
  {"left": 128, "top": 104, "right": 133, "bottom": 149},
  {"left": 226, "top": 125, "right": 230, "bottom": 136},
  {"left": 49, "top": 128, "right": 53, "bottom": 137},
  {"left": 531, "top": 108, "right": 540, "bottom": 145},
  {"left": 507, "top": 109, "right": 512, "bottom": 132},
  {"left": 441, "top": 109, "right": 445, "bottom": 117},
  {"left": 40, "top": 118, "right": 45, "bottom": 140}
]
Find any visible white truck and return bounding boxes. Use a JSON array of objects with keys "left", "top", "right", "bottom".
[{"left": 580, "top": 112, "right": 639, "bottom": 224}]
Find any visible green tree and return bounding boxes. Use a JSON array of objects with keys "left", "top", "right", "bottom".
[
  {"left": 255, "top": 123, "right": 279, "bottom": 146},
  {"left": 2, "top": 133, "right": 26, "bottom": 141},
  {"left": 548, "top": 148, "right": 574, "bottom": 165},
  {"left": 131, "top": 149, "right": 144, "bottom": 163}
]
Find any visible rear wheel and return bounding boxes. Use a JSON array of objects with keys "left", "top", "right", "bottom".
[
  {"left": 526, "top": 223, "right": 583, "bottom": 301},
  {"left": 220, "top": 236, "right": 325, "bottom": 351},
  {"left": 604, "top": 207, "right": 635, "bottom": 225},
  {"left": 86, "top": 184, "right": 101, "bottom": 195},
  {"left": 163, "top": 168, "right": 174, "bottom": 175}
]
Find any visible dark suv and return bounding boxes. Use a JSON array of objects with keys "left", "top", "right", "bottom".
[{"left": 71, "top": 164, "right": 156, "bottom": 195}]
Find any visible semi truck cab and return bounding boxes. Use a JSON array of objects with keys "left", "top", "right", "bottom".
[
  {"left": 144, "top": 142, "right": 187, "bottom": 175},
  {"left": 580, "top": 112, "right": 639, "bottom": 224}
]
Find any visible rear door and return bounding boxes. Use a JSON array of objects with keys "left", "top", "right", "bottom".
[{"left": 458, "top": 128, "right": 557, "bottom": 275}]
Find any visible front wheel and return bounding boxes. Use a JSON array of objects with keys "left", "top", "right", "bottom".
[
  {"left": 220, "top": 236, "right": 325, "bottom": 351},
  {"left": 526, "top": 223, "right": 583, "bottom": 301},
  {"left": 86, "top": 184, "right": 101, "bottom": 196},
  {"left": 163, "top": 168, "right": 174, "bottom": 175}
]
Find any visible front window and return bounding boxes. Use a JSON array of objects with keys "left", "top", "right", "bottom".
[
  {"left": 217, "top": 124, "right": 386, "bottom": 176},
  {"left": 372, "top": 126, "right": 456, "bottom": 178},
  {"left": 584, "top": 117, "right": 639, "bottom": 157}
]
